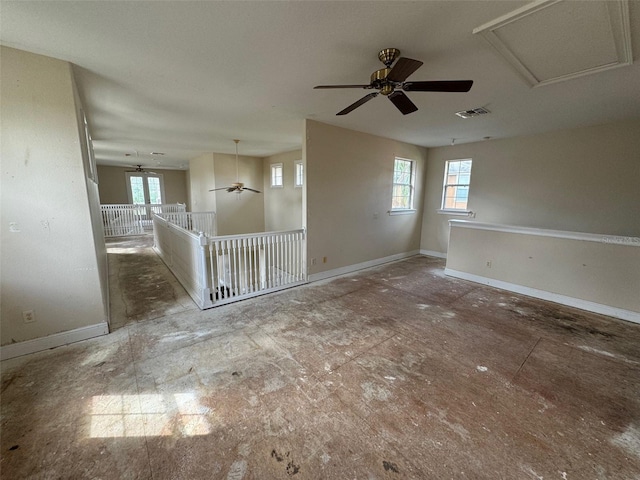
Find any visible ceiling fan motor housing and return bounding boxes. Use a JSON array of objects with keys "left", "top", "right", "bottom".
[{"left": 371, "top": 68, "right": 394, "bottom": 95}]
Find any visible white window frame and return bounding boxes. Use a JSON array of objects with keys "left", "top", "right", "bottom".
[
  {"left": 81, "top": 110, "right": 98, "bottom": 183},
  {"left": 271, "top": 163, "right": 283, "bottom": 188},
  {"left": 439, "top": 159, "right": 472, "bottom": 214},
  {"left": 390, "top": 157, "right": 416, "bottom": 215},
  {"left": 294, "top": 160, "right": 303, "bottom": 188}
]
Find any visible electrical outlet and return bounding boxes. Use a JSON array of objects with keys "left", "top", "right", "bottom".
[
  {"left": 311, "top": 258, "right": 317, "bottom": 266},
  {"left": 22, "top": 310, "right": 36, "bottom": 323},
  {"left": 486, "top": 261, "right": 492, "bottom": 268}
]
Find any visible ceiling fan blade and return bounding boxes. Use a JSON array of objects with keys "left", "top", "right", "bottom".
[
  {"left": 209, "top": 186, "right": 231, "bottom": 191},
  {"left": 243, "top": 187, "right": 262, "bottom": 193},
  {"left": 314, "top": 84, "right": 371, "bottom": 89},
  {"left": 336, "top": 92, "right": 379, "bottom": 115},
  {"left": 387, "top": 57, "right": 424, "bottom": 83},
  {"left": 403, "top": 80, "right": 473, "bottom": 92},
  {"left": 388, "top": 91, "right": 418, "bottom": 115}
]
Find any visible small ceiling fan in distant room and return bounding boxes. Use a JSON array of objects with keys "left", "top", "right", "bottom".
[
  {"left": 314, "top": 48, "right": 473, "bottom": 115},
  {"left": 209, "top": 140, "right": 261, "bottom": 194},
  {"left": 125, "top": 164, "right": 157, "bottom": 175},
  {"left": 125, "top": 151, "right": 157, "bottom": 174}
]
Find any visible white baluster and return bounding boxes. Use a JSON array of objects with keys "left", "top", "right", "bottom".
[
  {"left": 260, "top": 237, "right": 266, "bottom": 290},
  {"left": 287, "top": 233, "right": 292, "bottom": 283},
  {"left": 231, "top": 239, "right": 238, "bottom": 297},
  {"left": 221, "top": 240, "right": 228, "bottom": 297},
  {"left": 246, "top": 237, "right": 253, "bottom": 293},
  {"left": 242, "top": 237, "right": 248, "bottom": 294}
]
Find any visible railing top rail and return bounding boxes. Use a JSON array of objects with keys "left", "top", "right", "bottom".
[
  {"left": 101, "top": 203, "right": 186, "bottom": 208},
  {"left": 152, "top": 214, "right": 202, "bottom": 240},
  {"left": 208, "top": 228, "right": 305, "bottom": 243},
  {"left": 156, "top": 211, "right": 216, "bottom": 216},
  {"left": 101, "top": 204, "right": 141, "bottom": 208}
]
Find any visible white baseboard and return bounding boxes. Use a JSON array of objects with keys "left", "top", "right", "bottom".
[
  {"left": 444, "top": 268, "right": 640, "bottom": 324},
  {"left": 420, "top": 249, "right": 447, "bottom": 259},
  {"left": 309, "top": 250, "right": 420, "bottom": 282},
  {"left": 0, "top": 322, "right": 110, "bottom": 361}
]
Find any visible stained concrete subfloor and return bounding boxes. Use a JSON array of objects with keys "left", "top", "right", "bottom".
[{"left": 2, "top": 236, "right": 640, "bottom": 479}]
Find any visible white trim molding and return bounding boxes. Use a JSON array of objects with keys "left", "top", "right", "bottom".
[
  {"left": 420, "top": 249, "right": 447, "bottom": 259},
  {"left": 0, "top": 322, "right": 110, "bottom": 361},
  {"left": 309, "top": 250, "right": 420, "bottom": 282},
  {"left": 449, "top": 220, "right": 640, "bottom": 247},
  {"left": 445, "top": 268, "right": 640, "bottom": 324}
]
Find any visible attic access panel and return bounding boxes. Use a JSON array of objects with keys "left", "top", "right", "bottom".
[{"left": 473, "top": 0, "right": 632, "bottom": 87}]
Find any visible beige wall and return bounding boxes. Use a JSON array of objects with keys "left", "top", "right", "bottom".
[
  {"left": 97, "top": 165, "right": 188, "bottom": 206},
  {"left": 263, "top": 150, "right": 303, "bottom": 232},
  {"left": 421, "top": 118, "right": 640, "bottom": 255},
  {"left": 446, "top": 223, "right": 640, "bottom": 318},
  {"left": 305, "top": 120, "right": 427, "bottom": 276},
  {"left": 1, "top": 47, "right": 107, "bottom": 346},
  {"left": 188, "top": 153, "right": 217, "bottom": 213}
]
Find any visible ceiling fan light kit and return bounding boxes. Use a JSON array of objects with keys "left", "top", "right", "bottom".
[{"left": 315, "top": 48, "right": 474, "bottom": 115}]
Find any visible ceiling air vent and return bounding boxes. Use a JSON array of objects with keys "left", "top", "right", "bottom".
[{"left": 455, "top": 107, "right": 490, "bottom": 119}]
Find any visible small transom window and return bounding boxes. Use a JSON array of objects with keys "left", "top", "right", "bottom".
[{"left": 271, "top": 163, "right": 283, "bottom": 188}]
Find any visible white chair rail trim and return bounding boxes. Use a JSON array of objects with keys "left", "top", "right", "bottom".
[{"left": 449, "top": 220, "right": 640, "bottom": 247}]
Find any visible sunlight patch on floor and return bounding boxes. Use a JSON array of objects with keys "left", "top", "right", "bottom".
[{"left": 89, "top": 393, "right": 211, "bottom": 438}]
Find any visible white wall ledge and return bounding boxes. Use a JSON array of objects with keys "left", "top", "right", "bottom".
[
  {"left": 449, "top": 220, "right": 640, "bottom": 247},
  {"left": 388, "top": 209, "right": 416, "bottom": 216},
  {"left": 438, "top": 209, "right": 474, "bottom": 217}
]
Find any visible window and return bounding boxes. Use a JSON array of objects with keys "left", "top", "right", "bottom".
[
  {"left": 391, "top": 158, "right": 416, "bottom": 211},
  {"left": 125, "top": 172, "right": 165, "bottom": 205},
  {"left": 441, "top": 159, "right": 472, "bottom": 211},
  {"left": 81, "top": 111, "right": 98, "bottom": 183},
  {"left": 294, "top": 160, "right": 303, "bottom": 187},
  {"left": 271, "top": 163, "right": 283, "bottom": 188}
]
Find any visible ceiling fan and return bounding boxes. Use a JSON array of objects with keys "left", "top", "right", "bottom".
[
  {"left": 126, "top": 164, "right": 157, "bottom": 174},
  {"left": 125, "top": 151, "right": 157, "bottom": 174},
  {"left": 314, "top": 48, "right": 473, "bottom": 115},
  {"left": 209, "top": 140, "right": 261, "bottom": 194}
]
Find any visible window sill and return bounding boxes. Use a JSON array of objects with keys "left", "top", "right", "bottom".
[
  {"left": 437, "top": 209, "right": 474, "bottom": 217},
  {"left": 270, "top": 185, "right": 284, "bottom": 189},
  {"left": 389, "top": 209, "right": 416, "bottom": 216}
]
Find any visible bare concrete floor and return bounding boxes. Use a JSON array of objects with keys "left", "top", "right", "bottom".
[{"left": 2, "top": 237, "right": 640, "bottom": 479}]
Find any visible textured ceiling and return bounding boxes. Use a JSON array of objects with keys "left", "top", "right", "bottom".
[{"left": 2, "top": 0, "right": 639, "bottom": 170}]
